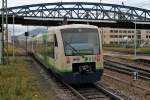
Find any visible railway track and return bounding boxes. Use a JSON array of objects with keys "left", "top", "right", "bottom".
[
  {"left": 104, "top": 58, "right": 150, "bottom": 80},
  {"left": 29, "top": 53, "right": 124, "bottom": 100},
  {"left": 73, "top": 83, "right": 123, "bottom": 100},
  {"left": 135, "top": 58, "right": 150, "bottom": 67},
  {"left": 103, "top": 73, "right": 150, "bottom": 92}
]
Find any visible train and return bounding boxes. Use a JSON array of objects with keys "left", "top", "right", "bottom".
[{"left": 31, "top": 24, "right": 103, "bottom": 84}]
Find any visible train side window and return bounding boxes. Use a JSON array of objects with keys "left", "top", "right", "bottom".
[{"left": 54, "top": 34, "right": 58, "bottom": 47}]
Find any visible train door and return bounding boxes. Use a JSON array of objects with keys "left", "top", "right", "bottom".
[
  {"left": 46, "top": 33, "right": 55, "bottom": 69},
  {"left": 54, "top": 32, "right": 62, "bottom": 72},
  {"left": 54, "top": 34, "right": 58, "bottom": 61}
]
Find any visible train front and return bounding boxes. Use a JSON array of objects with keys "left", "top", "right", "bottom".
[{"left": 61, "top": 27, "right": 103, "bottom": 84}]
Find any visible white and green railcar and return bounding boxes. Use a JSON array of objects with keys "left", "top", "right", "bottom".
[{"left": 32, "top": 24, "right": 103, "bottom": 84}]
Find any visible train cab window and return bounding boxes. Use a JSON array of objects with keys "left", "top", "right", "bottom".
[
  {"left": 54, "top": 34, "right": 58, "bottom": 47},
  {"left": 61, "top": 28, "right": 100, "bottom": 56}
]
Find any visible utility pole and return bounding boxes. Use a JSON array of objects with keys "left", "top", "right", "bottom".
[
  {"left": 12, "top": 15, "right": 15, "bottom": 59},
  {"left": 2, "top": 0, "right": 8, "bottom": 64},
  {"left": 5, "top": 0, "right": 9, "bottom": 64},
  {"left": 134, "top": 19, "right": 137, "bottom": 58},
  {"left": 2, "top": 0, "right": 4, "bottom": 64},
  {"left": 0, "top": 24, "right": 2, "bottom": 64}
]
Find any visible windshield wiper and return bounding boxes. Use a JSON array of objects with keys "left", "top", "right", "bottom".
[{"left": 64, "top": 41, "right": 84, "bottom": 58}]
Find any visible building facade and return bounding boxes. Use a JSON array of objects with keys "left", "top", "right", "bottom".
[{"left": 100, "top": 28, "right": 150, "bottom": 47}]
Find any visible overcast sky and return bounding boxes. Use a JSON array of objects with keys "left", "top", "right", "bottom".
[{"left": 0, "top": 0, "right": 150, "bottom": 9}]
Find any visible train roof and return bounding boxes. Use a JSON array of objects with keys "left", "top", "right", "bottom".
[
  {"left": 33, "top": 24, "right": 98, "bottom": 39},
  {"left": 48, "top": 24, "right": 98, "bottom": 30}
]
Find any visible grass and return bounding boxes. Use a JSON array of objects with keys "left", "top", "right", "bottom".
[
  {"left": 5, "top": 44, "right": 25, "bottom": 56},
  {"left": 0, "top": 58, "right": 54, "bottom": 100},
  {"left": 103, "top": 47, "right": 150, "bottom": 54}
]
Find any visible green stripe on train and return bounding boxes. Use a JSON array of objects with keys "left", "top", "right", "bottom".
[{"left": 36, "top": 53, "right": 103, "bottom": 74}]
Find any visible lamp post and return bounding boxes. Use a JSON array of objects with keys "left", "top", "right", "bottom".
[
  {"left": 12, "top": 15, "right": 15, "bottom": 58},
  {"left": 134, "top": 19, "right": 137, "bottom": 58}
]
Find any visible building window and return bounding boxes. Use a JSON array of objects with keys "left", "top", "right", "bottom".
[
  {"left": 146, "top": 31, "right": 149, "bottom": 33},
  {"left": 110, "top": 35, "right": 118, "bottom": 38},
  {"left": 119, "top": 30, "right": 122, "bottom": 33},
  {"left": 110, "top": 35, "right": 114, "bottom": 38},
  {"left": 123, "top": 35, "right": 127, "bottom": 38},
  {"left": 114, "top": 42, "right": 118, "bottom": 44},
  {"left": 137, "top": 30, "right": 141, "bottom": 34},
  {"left": 128, "top": 35, "right": 131, "bottom": 38},
  {"left": 114, "top": 30, "right": 118, "bottom": 33},
  {"left": 110, "top": 30, "right": 113, "bottom": 33},
  {"left": 128, "top": 30, "right": 131, "bottom": 33},
  {"left": 114, "top": 35, "right": 118, "bottom": 38},
  {"left": 110, "top": 41, "right": 114, "bottom": 44},
  {"left": 137, "top": 35, "right": 141, "bottom": 39},
  {"left": 123, "top": 30, "right": 127, "bottom": 33}
]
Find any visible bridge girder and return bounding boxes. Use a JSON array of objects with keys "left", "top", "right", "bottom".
[{"left": 1, "top": 2, "right": 150, "bottom": 28}]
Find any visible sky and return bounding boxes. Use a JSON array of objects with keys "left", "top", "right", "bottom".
[
  {"left": 0, "top": 0, "right": 150, "bottom": 9},
  {"left": 1, "top": 0, "right": 150, "bottom": 35}
]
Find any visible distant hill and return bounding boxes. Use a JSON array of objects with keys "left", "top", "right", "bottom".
[
  {"left": 15, "top": 28, "right": 47, "bottom": 37},
  {"left": 13, "top": 28, "right": 48, "bottom": 41},
  {"left": 29, "top": 28, "right": 48, "bottom": 37}
]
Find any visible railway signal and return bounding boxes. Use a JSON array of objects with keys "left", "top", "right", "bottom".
[
  {"left": 25, "top": 32, "right": 29, "bottom": 37},
  {"left": 25, "top": 32, "right": 29, "bottom": 57}
]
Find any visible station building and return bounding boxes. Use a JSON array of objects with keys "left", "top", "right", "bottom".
[{"left": 100, "top": 28, "right": 150, "bottom": 47}]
